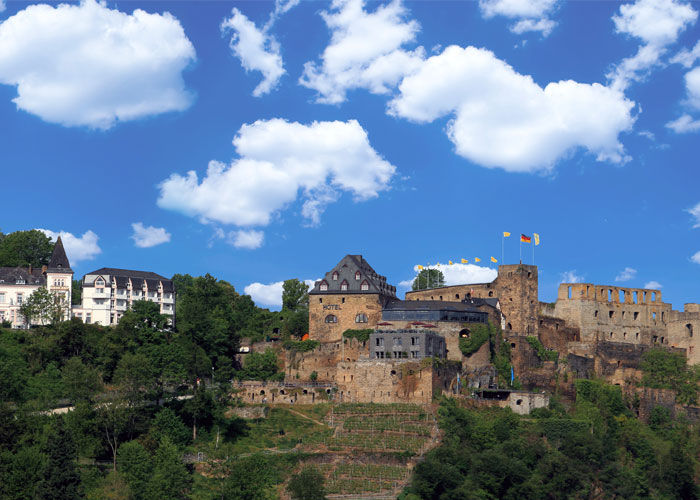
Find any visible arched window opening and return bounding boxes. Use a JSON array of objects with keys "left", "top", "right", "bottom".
[
  {"left": 340, "top": 280, "right": 348, "bottom": 291},
  {"left": 332, "top": 271, "right": 339, "bottom": 280},
  {"left": 459, "top": 328, "right": 470, "bottom": 338},
  {"left": 360, "top": 280, "right": 369, "bottom": 291},
  {"left": 319, "top": 280, "right": 328, "bottom": 291},
  {"left": 687, "top": 324, "right": 694, "bottom": 337},
  {"left": 355, "top": 271, "right": 361, "bottom": 280},
  {"left": 507, "top": 323, "right": 512, "bottom": 330},
  {"left": 355, "top": 313, "right": 368, "bottom": 323},
  {"left": 325, "top": 314, "right": 338, "bottom": 323}
]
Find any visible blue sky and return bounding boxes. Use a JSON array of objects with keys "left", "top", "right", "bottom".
[{"left": 1, "top": 0, "right": 699, "bottom": 309}]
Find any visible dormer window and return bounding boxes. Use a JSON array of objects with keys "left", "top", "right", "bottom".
[
  {"left": 95, "top": 278, "right": 105, "bottom": 287},
  {"left": 332, "top": 271, "right": 339, "bottom": 281},
  {"left": 361, "top": 280, "right": 369, "bottom": 291},
  {"left": 355, "top": 271, "right": 361, "bottom": 280},
  {"left": 319, "top": 280, "right": 328, "bottom": 291},
  {"left": 16, "top": 279, "right": 25, "bottom": 285},
  {"left": 341, "top": 280, "right": 348, "bottom": 291}
]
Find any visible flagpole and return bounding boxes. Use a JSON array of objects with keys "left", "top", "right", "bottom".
[
  {"left": 532, "top": 238, "right": 535, "bottom": 266},
  {"left": 519, "top": 237, "right": 522, "bottom": 264}
]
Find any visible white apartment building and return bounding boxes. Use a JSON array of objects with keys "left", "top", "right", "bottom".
[
  {"left": 0, "top": 237, "right": 73, "bottom": 328},
  {"left": 72, "top": 268, "right": 175, "bottom": 326}
]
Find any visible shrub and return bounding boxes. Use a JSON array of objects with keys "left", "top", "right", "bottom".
[
  {"left": 526, "top": 336, "right": 558, "bottom": 362},
  {"left": 342, "top": 329, "right": 373, "bottom": 343}
]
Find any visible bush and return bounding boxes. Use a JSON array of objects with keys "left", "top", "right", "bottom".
[
  {"left": 283, "top": 339, "right": 320, "bottom": 352},
  {"left": 458, "top": 324, "right": 490, "bottom": 356},
  {"left": 526, "top": 336, "right": 558, "bottom": 362},
  {"left": 342, "top": 329, "right": 373, "bottom": 343}
]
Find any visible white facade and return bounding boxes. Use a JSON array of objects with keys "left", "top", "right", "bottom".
[
  {"left": 73, "top": 268, "right": 175, "bottom": 326},
  {"left": 0, "top": 268, "right": 72, "bottom": 328}
]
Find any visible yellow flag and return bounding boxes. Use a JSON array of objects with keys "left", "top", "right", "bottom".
[
  {"left": 491, "top": 256, "right": 498, "bottom": 263},
  {"left": 417, "top": 265, "right": 424, "bottom": 270},
  {"left": 461, "top": 258, "right": 468, "bottom": 264},
  {"left": 503, "top": 232, "right": 511, "bottom": 237},
  {"left": 534, "top": 233, "right": 540, "bottom": 246},
  {"left": 449, "top": 260, "right": 453, "bottom": 265},
  {"left": 475, "top": 257, "right": 481, "bottom": 262}
]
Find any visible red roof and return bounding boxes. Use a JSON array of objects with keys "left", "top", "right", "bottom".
[{"left": 377, "top": 322, "right": 394, "bottom": 326}]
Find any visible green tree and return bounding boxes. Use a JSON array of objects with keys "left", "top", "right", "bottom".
[
  {"left": 117, "top": 440, "right": 153, "bottom": 499},
  {"left": 412, "top": 268, "right": 445, "bottom": 290},
  {"left": 150, "top": 407, "right": 190, "bottom": 447},
  {"left": 145, "top": 437, "right": 191, "bottom": 500},
  {"left": 238, "top": 348, "right": 282, "bottom": 381},
  {"left": 223, "top": 454, "right": 283, "bottom": 500},
  {"left": 37, "top": 419, "right": 83, "bottom": 500},
  {"left": 287, "top": 466, "right": 327, "bottom": 500},
  {"left": 71, "top": 280, "right": 82, "bottom": 306},
  {"left": 282, "top": 279, "right": 309, "bottom": 311},
  {"left": 86, "top": 471, "right": 131, "bottom": 500},
  {"left": 0, "top": 229, "right": 53, "bottom": 267},
  {"left": 96, "top": 388, "right": 132, "bottom": 471},
  {"left": 0, "top": 342, "right": 30, "bottom": 403},
  {"left": 19, "top": 286, "right": 66, "bottom": 326},
  {"left": 61, "top": 356, "right": 103, "bottom": 404},
  {"left": 0, "top": 445, "right": 46, "bottom": 499}
]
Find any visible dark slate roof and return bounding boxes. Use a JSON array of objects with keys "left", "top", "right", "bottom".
[
  {"left": 47, "top": 236, "right": 72, "bottom": 272},
  {"left": 310, "top": 254, "right": 396, "bottom": 297},
  {"left": 85, "top": 268, "right": 167, "bottom": 280},
  {"left": 83, "top": 268, "right": 172, "bottom": 290},
  {"left": 0, "top": 267, "right": 46, "bottom": 285}
]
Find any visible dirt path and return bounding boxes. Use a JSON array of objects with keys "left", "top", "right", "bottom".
[{"left": 288, "top": 408, "right": 328, "bottom": 427}]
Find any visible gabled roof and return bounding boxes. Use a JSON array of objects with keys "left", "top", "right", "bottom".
[
  {"left": 0, "top": 267, "right": 45, "bottom": 286},
  {"left": 82, "top": 268, "right": 173, "bottom": 289},
  {"left": 47, "top": 236, "right": 72, "bottom": 273},
  {"left": 84, "top": 268, "right": 167, "bottom": 280},
  {"left": 310, "top": 254, "right": 396, "bottom": 297}
]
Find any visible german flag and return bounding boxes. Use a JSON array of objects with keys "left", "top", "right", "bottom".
[{"left": 521, "top": 234, "right": 531, "bottom": 243}]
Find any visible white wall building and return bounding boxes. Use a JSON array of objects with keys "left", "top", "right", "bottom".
[
  {"left": 72, "top": 268, "right": 175, "bottom": 326},
  {"left": 0, "top": 237, "right": 73, "bottom": 328}
]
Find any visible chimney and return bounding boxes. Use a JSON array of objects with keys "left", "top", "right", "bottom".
[{"left": 28, "top": 264, "right": 32, "bottom": 274}]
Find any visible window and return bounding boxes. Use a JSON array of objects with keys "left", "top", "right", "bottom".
[
  {"left": 609, "top": 311, "right": 614, "bottom": 318},
  {"left": 16, "top": 294, "right": 23, "bottom": 305},
  {"left": 355, "top": 271, "right": 361, "bottom": 280},
  {"left": 325, "top": 314, "right": 337, "bottom": 323},
  {"left": 16, "top": 279, "right": 25, "bottom": 285},
  {"left": 0, "top": 293, "right": 4, "bottom": 304},
  {"left": 687, "top": 324, "right": 694, "bottom": 337},
  {"left": 355, "top": 313, "right": 368, "bottom": 323},
  {"left": 375, "top": 337, "right": 383, "bottom": 347},
  {"left": 320, "top": 280, "right": 328, "bottom": 291},
  {"left": 332, "top": 271, "right": 339, "bottom": 281},
  {"left": 341, "top": 280, "right": 348, "bottom": 291},
  {"left": 86, "top": 314, "right": 91, "bottom": 324},
  {"left": 634, "top": 311, "right": 639, "bottom": 320},
  {"left": 96, "top": 278, "right": 105, "bottom": 286},
  {"left": 360, "top": 280, "right": 369, "bottom": 291}
]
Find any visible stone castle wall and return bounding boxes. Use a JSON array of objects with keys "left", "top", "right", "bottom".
[
  {"left": 309, "top": 293, "right": 384, "bottom": 343},
  {"left": 404, "top": 264, "right": 538, "bottom": 336}
]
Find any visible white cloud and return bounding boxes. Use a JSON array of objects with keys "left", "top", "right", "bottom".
[
  {"left": 687, "top": 202, "right": 700, "bottom": 228},
  {"left": 666, "top": 113, "right": 700, "bottom": 132},
  {"left": 38, "top": 229, "right": 101, "bottom": 265},
  {"left": 399, "top": 264, "right": 498, "bottom": 289},
  {"left": 560, "top": 270, "right": 583, "bottom": 283},
  {"left": 229, "top": 229, "right": 264, "bottom": 249},
  {"left": 244, "top": 279, "right": 316, "bottom": 308},
  {"left": 0, "top": 0, "right": 196, "bottom": 129},
  {"left": 157, "top": 118, "right": 396, "bottom": 231},
  {"left": 671, "top": 40, "right": 700, "bottom": 67},
  {"left": 389, "top": 45, "right": 635, "bottom": 172},
  {"left": 609, "top": 0, "right": 697, "bottom": 91},
  {"left": 691, "top": 251, "right": 700, "bottom": 264},
  {"left": 130, "top": 222, "right": 171, "bottom": 248},
  {"left": 300, "top": 0, "right": 425, "bottom": 104},
  {"left": 221, "top": 8, "right": 285, "bottom": 97},
  {"left": 615, "top": 267, "right": 637, "bottom": 282},
  {"left": 479, "top": 0, "right": 558, "bottom": 37},
  {"left": 644, "top": 280, "right": 662, "bottom": 289},
  {"left": 0, "top": 0, "right": 5, "bottom": 13}
]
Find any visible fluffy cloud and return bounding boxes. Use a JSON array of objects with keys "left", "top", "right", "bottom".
[
  {"left": 244, "top": 279, "right": 316, "bottom": 308},
  {"left": 130, "top": 223, "right": 171, "bottom": 248},
  {"left": 229, "top": 229, "right": 264, "bottom": 249},
  {"left": 479, "top": 0, "right": 558, "bottom": 37},
  {"left": 158, "top": 118, "right": 395, "bottom": 231},
  {"left": 0, "top": 0, "right": 195, "bottom": 129},
  {"left": 221, "top": 8, "right": 285, "bottom": 97},
  {"left": 399, "top": 264, "right": 498, "bottom": 289},
  {"left": 615, "top": 267, "right": 637, "bottom": 282},
  {"left": 691, "top": 251, "right": 700, "bottom": 264},
  {"left": 609, "top": 0, "right": 697, "bottom": 91},
  {"left": 300, "top": 0, "right": 425, "bottom": 104},
  {"left": 388, "top": 45, "right": 635, "bottom": 172},
  {"left": 672, "top": 40, "right": 700, "bottom": 67},
  {"left": 560, "top": 270, "right": 583, "bottom": 283},
  {"left": 38, "top": 229, "right": 101, "bottom": 265},
  {"left": 666, "top": 113, "right": 700, "bottom": 132},
  {"left": 687, "top": 202, "right": 700, "bottom": 228},
  {"left": 644, "top": 280, "right": 662, "bottom": 289}
]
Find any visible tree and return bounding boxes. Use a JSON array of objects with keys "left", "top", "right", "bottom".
[
  {"left": 37, "top": 419, "right": 83, "bottom": 500},
  {"left": 150, "top": 408, "right": 190, "bottom": 448},
  {"left": 223, "top": 454, "right": 283, "bottom": 500},
  {"left": 238, "top": 348, "right": 282, "bottom": 381},
  {"left": 117, "top": 440, "right": 152, "bottom": 499},
  {"left": 71, "top": 280, "right": 82, "bottom": 306},
  {"left": 96, "top": 388, "right": 132, "bottom": 471},
  {"left": 19, "top": 287, "right": 66, "bottom": 326},
  {"left": 0, "top": 229, "right": 53, "bottom": 268},
  {"left": 412, "top": 269, "right": 445, "bottom": 290},
  {"left": 145, "top": 437, "right": 191, "bottom": 500},
  {"left": 62, "top": 356, "right": 103, "bottom": 404},
  {"left": 287, "top": 466, "right": 327, "bottom": 500},
  {"left": 282, "top": 279, "right": 309, "bottom": 311}
]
